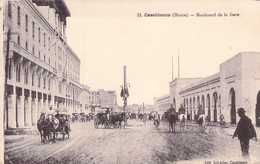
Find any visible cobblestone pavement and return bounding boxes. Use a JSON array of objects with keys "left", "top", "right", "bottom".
[{"left": 4, "top": 120, "right": 260, "bottom": 164}]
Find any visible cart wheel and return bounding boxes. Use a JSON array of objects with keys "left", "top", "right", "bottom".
[{"left": 104, "top": 121, "right": 109, "bottom": 129}]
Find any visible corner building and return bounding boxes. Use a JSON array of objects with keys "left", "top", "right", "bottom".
[
  {"left": 3, "top": 0, "right": 81, "bottom": 129},
  {"left": 169, "top": 52, "right": 260, "bottom": 125}
]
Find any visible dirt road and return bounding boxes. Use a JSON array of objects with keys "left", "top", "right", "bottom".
[{"left": 4, "top": 120, "right": 260, "bottom": 164}]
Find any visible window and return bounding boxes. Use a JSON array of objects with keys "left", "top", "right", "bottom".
[
  {"left": 38, "top": 51, "right": 40, "bottom": 58},
  {"left": 17, "top": 35, "right": 20, "bottom": 45},
  {"left": 25, "top": 15, "right": 28, "bottom": 32},
  {"left": 38, "top": 75, "right": 41, "bottom": 88},
  {"left": 8, "top": 1, "right": 12, "bottom": 18},
  {"left": 44, "top": 33, "right": 46, "bottom": 47},
  {"left": 16, "top": 64, "right": 20, "bottom": 82},
  {"left": 17, "top": 6, "right": 20, "bottom": 26},
  {"left": 8, "top": 59, "right": 12, "bottom": 80},
  {"left": 24, "top": 68, "right": 28, "bottom": 84},
  {"left": 25, "top": 41, "right": 28, "bottom": 50},
  {"left": 38, "top": 27, "right": 40, "bottom": 43},
  {"left": 55, "top": 62, "right": 56, "bottom": 68},
  {"left": 32, "top": 21, "right": 35, "bottom": 38},
  {"left": 32, "top": 46, "right": 34, "bottom": 54},
  {"left": 32, "top": 72, "right": 34, "bottom": 86},
  {"left": 48, "top": 37, "right": 50, "bottom": 51},
  {"left": 43, "top": 77, "right": 46, "bottom": 89},
  {"left": 48, "top": 58, "right": 50, "bottom": 64},
  {"left": 58, "top": 82, "right": 62, "bottom": 93},
  {"left": 48, "top": 79, "right": 50, "bottom": 90},
  {"left": 44, "top": 54, "right": 46, "bottom": 62}
]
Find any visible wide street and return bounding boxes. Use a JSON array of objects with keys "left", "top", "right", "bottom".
[{"left": 4, "top": 119, "right": 260, "bottom": 164}]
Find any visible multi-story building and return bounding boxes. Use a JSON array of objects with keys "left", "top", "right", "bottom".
[
  {"left": 168, "top": 52, "right": 260, "bottom": 125},
  {"left": 80, "top": 85, "right": 90, "bottom": 114},
  {"left": 3, "top": 0, "right": 81, "bottom": 129},
  {"left": 89, "top": 89, "right": 117, "bottom": 113}
]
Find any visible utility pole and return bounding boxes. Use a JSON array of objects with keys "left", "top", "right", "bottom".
[
  {"left": 124, "top": 66, "right": 127, "bottom": 110},
  {"left": 120, "top": 66, "right": 130, "bottom": 112}
]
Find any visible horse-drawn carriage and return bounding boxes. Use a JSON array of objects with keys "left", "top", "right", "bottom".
[
  {"left": 79, "top": 113, "right": 86, "bottom": 122},
  {"left": 94, "top": 112, "right": 110, "bottom": 129},
  {"left": 72, "top": 113, "right": 80, "bottom": 123},
  {"left": 55, "top": 113, "right": 71, "bottom": 140},
  {"left": 37, "top": 111, "right": 71, "bottom": 143},
  {"left": 94, "top": 108, "right": 127, "bottom": 129}
]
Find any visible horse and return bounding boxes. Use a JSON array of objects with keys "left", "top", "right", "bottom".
[
  {"left": 45, "top": 114, "right": 59, "bottom": 143},
  {"left": 37, "top": 112, "right": 47, "bottom": 143},
  {"left": 179, "top": 114, "right": 187, "bottom": 132},
  {"left": 37, "top": 113, "right": 59, "bottom": 143},
  {"left": 198, "top": 114, "right": 207, "bottom": 133},
  {"left": 166, "top": 112, "right": 178, "bottom": 133}
]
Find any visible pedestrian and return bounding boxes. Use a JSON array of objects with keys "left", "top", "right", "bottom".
[
  {"left": 232, "top": 108, "right": 258, "bottom": 159},
  {"left": 153, "top": 111, "right": 160, "bottom": 126},
  {"left": 187, "top": 113, "right": 191, "bottom": 121}
]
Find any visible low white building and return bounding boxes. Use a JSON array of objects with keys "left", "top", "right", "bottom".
[
  {"left": 169, "top": 52, "right": 260, "bottom": 125},
  {"left": 154, "top": 94, "right": 170, "bottom": 114}
]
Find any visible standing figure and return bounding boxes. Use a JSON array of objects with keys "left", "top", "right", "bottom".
[
  {"left": 143, "top": 113, "right": 147, "bottom": 125},
  {"left": 232, "top": 108, "right": 258, "bottom": 159},
  {"left": 153, "top": 111, "right": 160, "bottom": 128},
  {"left": 219, "top": 114, "right": 225, "bottom": 128}
]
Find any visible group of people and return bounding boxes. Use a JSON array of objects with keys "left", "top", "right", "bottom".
[{"left": 158, "top": 103, "right": 258, "bottom": 160}]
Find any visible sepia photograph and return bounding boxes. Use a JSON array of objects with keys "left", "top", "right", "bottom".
[{"left": 1, "top": 0, "right": 260, "bottom": 163}]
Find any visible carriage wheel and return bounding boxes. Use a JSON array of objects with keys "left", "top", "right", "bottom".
[
  {"left": 94, "top": 118, "right": 99, "bottom": 129},
  {"left": 104, "top": 121, "right": 109, "bottom": 129}
]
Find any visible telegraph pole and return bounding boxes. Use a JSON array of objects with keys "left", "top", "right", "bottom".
[
  {"left": 124, "top": 66, "right": 127, "bottom": 110},
  {"left": 120, "top": 66, "right": 129, "bottom": 112}
]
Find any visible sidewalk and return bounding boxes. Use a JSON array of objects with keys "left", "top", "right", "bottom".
[
  {"left": 185, "top": 120, "right": 260, "bottom": 137},
  {"left": 4, "top": 126, "right": 40, "bottom": 135}
]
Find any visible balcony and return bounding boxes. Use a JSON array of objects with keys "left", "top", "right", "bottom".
[{"left": 10, "top": 41, "right": 55, "bottom": 74}]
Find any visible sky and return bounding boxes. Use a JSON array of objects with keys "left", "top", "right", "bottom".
[{"left": 64, "top": 0, "right": 260, "bottom": 106}]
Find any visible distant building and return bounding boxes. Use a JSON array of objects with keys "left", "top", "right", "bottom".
[
  {"left": 89, "top": 89, "right": 117, "bottom": 113},
  {"left": 127, "top": 104, "right": 154, "bottom": 114},
  {"left": 80, "top": 85, "right": 90, "bottom": 114},
  {"left": 154, "top": 94, "right": 170, "bottom": 114}
]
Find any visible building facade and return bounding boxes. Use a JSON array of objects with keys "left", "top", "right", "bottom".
[
  {"left": 89, "top": 89, "right": 118, "bottom": 113},
  {"left": 3, "top": 0, "right": 81, "bottom": 129},
  {"left": 154, "top": 94, "right": 170, "bottom": 114},
  {"left": 169, "top": 52, "right": 260, "bottom": 125},
  {"left": 79, "top": 85, "right": 90, "bottom": 114}
]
